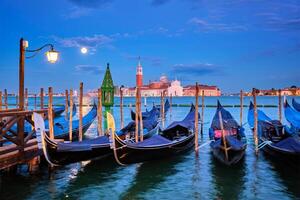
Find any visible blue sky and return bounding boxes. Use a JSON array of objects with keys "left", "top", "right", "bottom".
[{"left": 0, "top": 0, "right": 299, "bottom": 93}]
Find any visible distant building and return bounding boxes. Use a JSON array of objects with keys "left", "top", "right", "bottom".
[{"left": 183, "top": 85, "right": 221, "bottom": 96}]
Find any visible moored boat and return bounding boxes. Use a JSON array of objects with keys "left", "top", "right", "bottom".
[
  {"left": 35, "top": 106, "right": 159, "bottom": 165},
  {"left": 248, "top": 101, "right": 300, "bottom": 164},
  {"left": 112, "top": 104, "right": 198, "bottom": 165},
  {"left": 209, "top": 101, "right": 246, "bottom": 166}
]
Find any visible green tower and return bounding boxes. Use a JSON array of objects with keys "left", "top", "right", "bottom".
[{"left": 101, "top": 63, "right": 114, "bottom": 129}]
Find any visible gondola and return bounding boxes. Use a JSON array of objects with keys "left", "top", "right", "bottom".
[
  {"left": 9, "top": 103, "right": 77, "bottom": 139},
  {"left": 112, "top": 104, "right": 198, "bottom": 165},
  {"left": 209, "top": 101, "right": 246, "bottom": 166},
  {"left": 130, "top": 99, "right": 170, "bottom": 120},
  {"left": 53, "top": 105, "right": 66, "bottom": 117},
  {"left": 285, "top": 100, "right": 300, "bottom": 133},
  {"left": 248, "top": 101, "right": 300, "bottom": 164},
  {"left": 292, "top": 98, "right": 300, "bottom": 112},
  {"left": 35, "top": 107, "right": 159, "bottom": 165}
]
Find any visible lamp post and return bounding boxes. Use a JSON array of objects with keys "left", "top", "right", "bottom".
[{"left": 18, "top": 38, "right": 59, "bottom": 148}]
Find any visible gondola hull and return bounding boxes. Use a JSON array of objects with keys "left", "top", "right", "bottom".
[
  {"left": 114, "top": 134, "right": 195, "bottom": 165},
  {"left": 44, "top": 135, "right": 111, "bottom": 165},
  {"left": 259, "top": 138, "right": 300, "bottom": 165},
  {"left": 210, "top": 142, "right": 246, "bottom": 166}
]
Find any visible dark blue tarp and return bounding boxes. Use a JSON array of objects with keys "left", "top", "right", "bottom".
[
  {"left": 284, "top": 101, "right": 300, "bottom": 129},
  {"left": 128, "top": 135, "right": 172, "bottom": 147},
  {"left": 273, "top": 136, "right": 300, "bottom": 153},
  {"left": 292, "top": 98, "right": 300, "bottom": 112},
  {"left": 211, "top": 101, "right": 239, "bottom": 130},
  {"left": 162, "top": 104, "right": 198, "bottom": 135},
  {"left": 247, "top": 101, "right": 272, "bottom": 128},
  {"left": 57, "top": 135, "right": 109, "bottom": 152},
  {"left": 211, "top": 136, "right": 245, "bottom": 151}
]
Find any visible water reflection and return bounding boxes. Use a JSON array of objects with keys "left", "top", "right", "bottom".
[
  {"left": 120, "top": 155, "right": 186, "bottom": 199},
  {"left": 264, "top": 154, "right": 300, "bottom": 199},
  {"left": 211, "top": 155, "right": 246, "bottom": 200}
]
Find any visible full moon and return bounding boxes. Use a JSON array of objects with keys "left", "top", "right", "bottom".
[{"left": 81, "top": 47, "right": 88, "bottom": 54}]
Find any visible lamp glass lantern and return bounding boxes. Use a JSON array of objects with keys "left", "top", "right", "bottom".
[{"left": 46, "top": 49, "right": 59, "bottom": 63}]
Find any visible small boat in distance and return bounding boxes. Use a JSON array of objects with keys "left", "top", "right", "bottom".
[
  {"left": 209, "top": 101, "right": 247, "bottom": 166},
  {"left": 112, "top": 104, "right": 198, "bottom": 165}
]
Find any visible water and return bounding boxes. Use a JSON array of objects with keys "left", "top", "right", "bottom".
[{"left": 1, "top": 96, "right": 300, "bottom": 200}]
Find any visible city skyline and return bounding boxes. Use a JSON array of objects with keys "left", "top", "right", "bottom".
[{"left": 0, "top": 0, "right": 300, "bottom": 93}]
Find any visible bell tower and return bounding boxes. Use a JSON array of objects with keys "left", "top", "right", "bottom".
[{"left": 136, "top": 57, "right": 143, "bottom": 88}]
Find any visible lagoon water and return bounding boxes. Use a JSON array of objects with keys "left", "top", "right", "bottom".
[{"left": 1, "top": 96, "right": 300, "bottom": 200}]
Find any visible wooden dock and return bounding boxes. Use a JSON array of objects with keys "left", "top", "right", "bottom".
[{"left": 0, "top": 108, "right": 47, "bottom": 171}]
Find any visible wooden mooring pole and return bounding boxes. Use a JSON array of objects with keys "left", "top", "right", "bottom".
[
  {"left": 252, "top": 88, "right": 258, "bottom": 155},
  {"left": 139, "top": 89, "right": 143, "bottom": 141},
  {"left": 25, "top": 88, "right": 28, "bottom": 110},
  {"left": 69, "top": 89, "right": 73, "bottom": 141},
  {"left": 195, "top": 83, "right": 199, "bottom": 154},
  {"left": 40, "top": 88, "right": 44, "bottom": 109},
  {"left": 79, "top": 82, "right": 83, "bottom": 141},
  {"left": 219, "top": 111, "right": 229, "bottom": 161},
  {"left": 170, "top": 93, "right": 172, "bottom": 119},
  {"left": 4, "top": 89, "right": 8, "bottom": 109},
  {"left": 48, "top": 87, "right": 54, "bottom": 139},
  {"left": 120, "top": 87, "right": 124, "bottom": 129},
  {"left": 278, "top": 89, "right": 282, "bottom": 122},
  {"left": 65, "top": 90, "right": 69, "bottom": 120},
  {"left": 240, "top": 90, "right": 243, "bottom": 126},
  {"left": 201, "top": 90, "right": 204, "bottom": 135},
  {"left": 0, "top": 91, "right": 2, "bottom": 110},
  {"left": 34, "top": 94, "right": 37, "bottom": 110},
  {"left": 135, "top": 88, "right": 139, "bottom": 142},
  {"left": 15, "top": 94, "right": 18, "bottom": 108},
  {"left": 98, "top": 88, "right": 103, "bottom": 136}
]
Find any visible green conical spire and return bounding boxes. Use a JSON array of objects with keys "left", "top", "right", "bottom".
[{"left": 101, "top": 63, "right": 114, "bottom": 107}]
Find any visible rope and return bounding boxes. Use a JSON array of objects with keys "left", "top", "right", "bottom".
[
  {"left": 195, "top": 140, "right": 213, "bottom": 151},
  {"left": 257, "top": 141, "right": 272, "bottom": 150}
]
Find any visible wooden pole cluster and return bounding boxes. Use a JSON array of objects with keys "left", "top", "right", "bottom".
[
  {"left": 252, "top": 88, "right": 258, "bottom": 155},
  {"left": 278, "top": 89, "right": 282, "bottom": 122},
  {"left": 98, "top": 88, "right": 103, "bottom": 136},
  {"left": 120, "top": 87, "right": 124, "bottom": 129},
  {"left": 195, "top": 83, "right": 199, "bottom": 153},
  {"left": 4, "top": 89, "right": 8, "bottom": 109},
  {"left": 69, "top": 89, "right": 73, "bottom": 141},
  {"left": 25, "top": 88, "right": 28, "bottom": 110},
  {"left": 240, "top": 90, "right": 243, "bottom": 126},
  {"left": 48, "top": 87, "right": 54, "bottom": 139},
  {"left": 219, "top": 111, "right": 228, "bottom": 161},
  {"left": 201, "top": 90, "right": 204, "bottom": 135},
  {"left": 40, "top": 88, "right": 44, "bottom": 109},
  {"left": 79, "top": 82, "right": 83, "bottom": 141},
  {"left": 65, "top": 90, "right": 69, "bottom": 120}
]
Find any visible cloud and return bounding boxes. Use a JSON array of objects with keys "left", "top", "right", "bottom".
[
  {"left": 151, "top": 0, "right": 171, "bottom": 6},
  {"left": 53, "top": 34, "right": 113, "bottom": 52},
  {"left": 171, "top": 63, "right": 220, "bottom": 76},
  {"left": 68, "top": 0, "right": 113, "bottom": 8},
  {"left": 123, "top": 54, "right": 164, "bottom": 66},
  {"left": 189, "top": 17, "right": 247, "bottom": 32},
  {"left": 65, "top": 0, "right": 113, "bottom": 18},
  {"left": 75, "top": 65, "right": 103, "bottom": 74}
]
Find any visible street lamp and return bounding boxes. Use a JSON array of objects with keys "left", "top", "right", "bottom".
[
  {"left": 19, "top": 38, "right": 59, "bottom": 110},
  {"left": 18, "top": 38, "right": 59, "bottom": 141}
]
